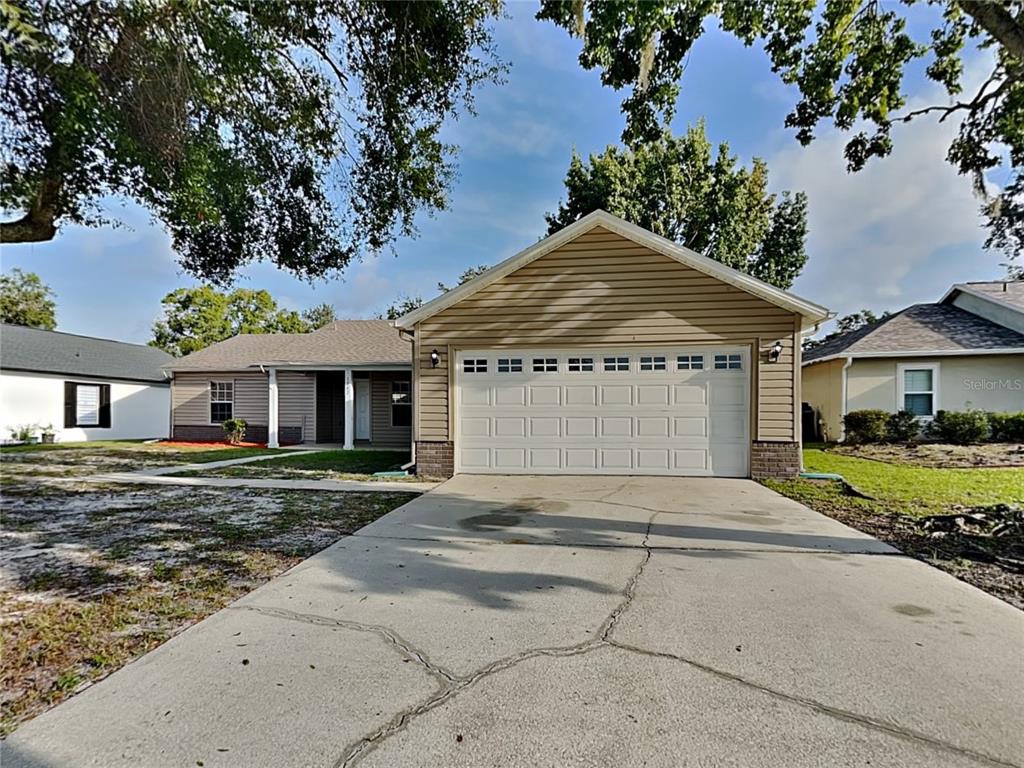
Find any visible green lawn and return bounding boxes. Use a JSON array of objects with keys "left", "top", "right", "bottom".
[
  {"left": 799, "top": 448, "right": 1023, "bottom": 514},
  {"left": 1, "top": 441, "right": 288, "bottom": 464},
  {"left": 171, "top": 449, "right": 414, "bottom": 481}
]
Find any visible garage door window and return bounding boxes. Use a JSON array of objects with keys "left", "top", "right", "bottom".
[
  {"left": 568, "top": 357, "right": 594, "bottom": 372},
  {"left": 463, "top": 359, "right": 487, "bottom": 373},
  {"left": 677, "top": 354, "right": 704, "bottom": 370},
  {"left": 533, "top": 358, "right": 558, "bottom": 372},
  {"left": 603, "top": 356, "right": 629, "bottom": 372},
  {"left": 714, "top": 354, "right": 742, "bottom": 370},
  {"left": 640, "top": 356, "right": 666, "bottom": 371},
  {"left": 497, "top": 358, "right": 522, "bottom": 373}
]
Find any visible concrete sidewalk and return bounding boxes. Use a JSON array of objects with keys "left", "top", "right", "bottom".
[{"left": 5, "top": 476, "right": 1021, "bottom": 768}]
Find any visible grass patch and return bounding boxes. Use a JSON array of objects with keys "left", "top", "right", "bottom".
[{"left": 173, "top": 449, "right": 414, "bottom": 481}]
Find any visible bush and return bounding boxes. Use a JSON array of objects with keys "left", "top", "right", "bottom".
[
  {"left": 842, "top": 410, "right": 890, "bottom": 443},
  {"left": 926, "top": 410, "right": 989, "bottom": 445},
  {"left": 222, "top": 418, "right": 247, "bottom": 445},
  {"left": 988, "top": 412, "right": 1024, "bottom": 442},
  {"left": 886, "top": 410, "right": 921, "bottom": 443}
]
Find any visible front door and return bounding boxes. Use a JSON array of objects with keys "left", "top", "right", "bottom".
[{"left": 355, "top": 379, "right": 371, "bottom": 440}]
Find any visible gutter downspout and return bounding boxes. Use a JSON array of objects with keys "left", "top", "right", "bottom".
[
  {"left": 395, "top": 326, "right": 417, "bottom": 471},
  {"left": 839, "top": 356, "right": 853, "bottom": 442}
]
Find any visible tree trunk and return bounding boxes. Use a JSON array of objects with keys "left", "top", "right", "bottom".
[
  {"left": 0, "top": 177, "right": 62, "bottom": 244},
  {"left": 959, "top": 1, "right": 1024, "bottom": 62}
]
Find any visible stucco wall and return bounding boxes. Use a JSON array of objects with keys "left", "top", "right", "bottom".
[
  {"left": 801, "top": 358, "right": 846, "bottom": 441},
  {"left": 0, "top": 370, "right": 170, "bottom": 442}
]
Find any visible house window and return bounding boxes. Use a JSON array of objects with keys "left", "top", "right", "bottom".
[
  {"left": 603, "top": 356, "right": 629, "bottom": 372},
  {"left": 568, "top": 357, "right": 594, "bottom": 372},
  {"left": 533, "top": 358, "right": 558, "bottom": 372},
  {"left": 210, "top": 381, "right": 233, "bottom": 422},
  {"left": 463, "top": 359, "right": 487, "bottom": 374},
  {"left": 714, "top": 354, "right": 742, "bottom": 370},
  {"left": 64, "top": 382, "right": 111, "bottom": 428},
  {"left": 497, "top": 358, "right": 523, "bottom": 373},
  {"left": 677, "top": 355, "right": 704, "bottom": 370},
  {"left": 391, "top": 381, "right": 412, "bottom": 427},
  {"left": 899, "top": 365, "right": 938, "bottom": 417},
  {"left": 640, "top": 356, "right": 666, "bottom": 371}
]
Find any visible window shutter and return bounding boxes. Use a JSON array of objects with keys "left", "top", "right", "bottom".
[
  {"left": 64, "top": 382, "right": 76, "bottom": 428},
  {"left": 99, "top": 385, "right": 111, "bottom": 428}
]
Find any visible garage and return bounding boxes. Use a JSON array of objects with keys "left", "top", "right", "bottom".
[{"left": 455, "top": 346, "right": 749, "bottom": 476}]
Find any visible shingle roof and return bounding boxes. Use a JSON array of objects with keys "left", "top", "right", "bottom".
[
  {"left": 803, "top": 303, "right": 1024, "bottom": 363},
  {"left": 0, "top": 324, "right": 174, "bottom": 383},
  {"left": 165, "top": 319, "right": 410, "bottom": 370},
  {"left": 948, "top": 280, "right": 1024, "bottom": 311}
]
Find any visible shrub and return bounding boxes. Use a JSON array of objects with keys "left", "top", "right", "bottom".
[
  {"left": 842, "top": 410, "right": 889, "bottom": 443},
  {"left": 926, "top": 410, "right": 989, "bottom": 445},
  {"left": 9, "top": 424, "right": 38, "bottom": 443},
  {"left": 988, "top": 412, "right": 1024, "bottom": 442},
  {"left": 222, "top": 418, "right": 247, "bottom": 445},
  {"left": 886, "top": 410, "right": 921, "bottom": 443}
]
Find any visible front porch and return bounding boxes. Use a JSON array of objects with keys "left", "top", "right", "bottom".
[{"left": 267, "top": 367, "right": 411, "bottom": 450}]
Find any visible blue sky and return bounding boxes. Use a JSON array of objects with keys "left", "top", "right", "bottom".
[{"left": 1, "top": 2, "right": 1008, "bottom": 343}]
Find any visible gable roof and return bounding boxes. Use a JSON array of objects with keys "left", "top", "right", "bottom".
[
  {"left": 803, "top": 303, "right": 1024, "bottom": 364},
  {"left": 392, "top": 210, "right": 832, "bottom": 331},
  {"left": 940, "top": 280, "right": 1024, "bottom": 313},
  {"left": 164, "top": 320, "right": 410, "bottom": 371},
  {"left": 0, "top": 324, "right": 173, "bottom": 383}
]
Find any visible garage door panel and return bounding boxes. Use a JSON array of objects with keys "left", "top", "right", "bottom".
[{"left": 455, "top": 346, "right": 749, "bottom": 477}]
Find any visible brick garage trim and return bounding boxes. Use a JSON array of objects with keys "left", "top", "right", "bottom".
[
  {"left": 750, "top": 441, "right": 802, "bottom": 479},
  {"left": 416, "top": 440, "right": 454, "bottom": 479}
]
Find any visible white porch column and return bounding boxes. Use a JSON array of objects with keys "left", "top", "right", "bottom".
[
  {"left": 343, "top": 367, "right": 355, "bottom": 449},
  {"left": 267, "top": 367, "right": 279, "bottom": 448}
]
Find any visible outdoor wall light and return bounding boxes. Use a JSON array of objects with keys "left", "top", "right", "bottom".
[
  {"left": 430, "top": 349, "right": 441, "bottom": 368},
  {"left": 768, "top": 340, "right": 784, "bottom": 363}
]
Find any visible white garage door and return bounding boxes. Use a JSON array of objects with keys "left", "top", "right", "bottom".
[{"left": 454, "top": 347, "right": 750, "bottom": 477}]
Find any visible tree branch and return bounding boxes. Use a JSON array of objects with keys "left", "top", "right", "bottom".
[
  {"left": 959, "top": 1, "right": 1024, "bottom": 62},
  {"left": 0, "top": 176, "right": 62, "bottom": 244}
]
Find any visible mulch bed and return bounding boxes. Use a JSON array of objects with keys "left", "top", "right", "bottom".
[{"left": 832, "top": 442, "right": 1024, "bottom": 469}]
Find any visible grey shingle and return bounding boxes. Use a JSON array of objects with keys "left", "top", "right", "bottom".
[
  {"left": 953, "top": 280, "right": 1024, "bottom": 311},
  {"left": 0, "top": 324, "right": 174, "bottom": 383},
  {"left": 804, "top": 303, "right": 1024, "bottom": 362},
  {"left": 165, "top": 320, "right": 410, "bottom": 370}
]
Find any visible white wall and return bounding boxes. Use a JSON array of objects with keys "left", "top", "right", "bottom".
[{"left": 0, "top": 371, "right": 170, "bottom": 442}]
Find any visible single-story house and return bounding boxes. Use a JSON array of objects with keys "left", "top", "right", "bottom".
[
  {"left": 163, "top": 320, "right": 411, "bottom": 448},
  {"left": 393, "top": 210, "right": 831, "bottom": 479},
  {"left": 802, "top": 280, "right": 1024, "bottom": 441},
  {"left": 0, "top": 323, "right": 173, "bottom": 442}
]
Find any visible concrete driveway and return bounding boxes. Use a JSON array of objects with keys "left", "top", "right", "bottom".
[{"left": 5, "top": 476, "right": 1022, "bottom": 768}]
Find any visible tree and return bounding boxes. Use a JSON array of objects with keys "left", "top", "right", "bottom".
[
  {"left": 537, "top": 1, "right": 1024, "bottom": 265},
  {"left": 302, "top": 303, "right": 337, "bottom": 330},
  {"left": 0, "top": 268, "right": 56, "bottom": 329},
  {"left": 2, "top": 1, "right": 504, "bottom": 282},
  {"left": 546, "top": 124, "right": 809, "bottom": 289},
  {"left": 151, "top": 286, "right": 321, "bottom": 356},
  {"left": 804, "top": 309, "right": 892, "bottom": 351},
  {"left": 380, "top": 265, "right": 491, "bottom": 319}
]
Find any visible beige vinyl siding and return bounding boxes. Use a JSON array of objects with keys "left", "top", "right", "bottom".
[
  {"left": 172, "top": 371, "right": 268, "bottom": 425},
  {"left": 415, "top": 226, "right": 800, "bottom": 443},
  {"left": 370, "top": 371, "right": 413, "bottom": 448},
  {"left": 802, "top": 358, "right": 847, "bottom": 440},
  {"left": 278, "top": 371, "right": 315, "bottom": 442}
]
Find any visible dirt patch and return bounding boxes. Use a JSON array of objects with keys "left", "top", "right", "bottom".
[
  {"left": 833, "top": 442, "right": 1024, "bottom": 468},
  {"left": 155, "top": 440, "right": 267, "bottom": 449},
  {"left": 0, "top": 476, "right": 416, "bottom": 736}
]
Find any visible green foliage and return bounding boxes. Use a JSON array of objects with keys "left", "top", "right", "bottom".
[
  {"left": 222, "top": 418, "right": 247, "bottom": 446},
  {"left": 1, "top": 1, "right": 504, "bottom": 281},
  {"left": 545, "top": 124, "right": 809, "bottom": 288},
  {"left": 842, "top": 409, "right": 890, "bottom": 444},
  {"left": 805, "top": 309, "right": 891, "bottom": 350},
  {"left": 886, "top": 411, "right": 921, "bottom": 443},
  {"left": 927, "top": 410, "right": 990, "bottom": 445},
  {"left": 0, "top": 269, "right": 56, "bottom": 329},
  {"left": 301, "top": 304, "right": 337, "bottom": 330},
  {"left": 437, "top": 265, "right": 490, "bottom": 293},
  {"left": 537, "top": 0, "right": 1024, "bottom": 263},
  {"left": 8, "top": 424, "right": 38, "bottom": 442},
  {"left": 988, "top": 412, "right": 1024, "bottom": 442},
  {"left": 150, "top": 286, "right": 323, "bottom": 356}
]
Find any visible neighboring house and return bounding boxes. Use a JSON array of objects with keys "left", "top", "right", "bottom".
[
  {"left": 164, "top": 320, "right": 411, "bottom": 448},
  {"left": 803, "top": 280, "right": 1024, "bottom": 441},
  {"left": 393, "top": 210, "right": 831, "bottom": 480},
  {"left": 0, "top": 324, "right": 173, "bottom": 442}
]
